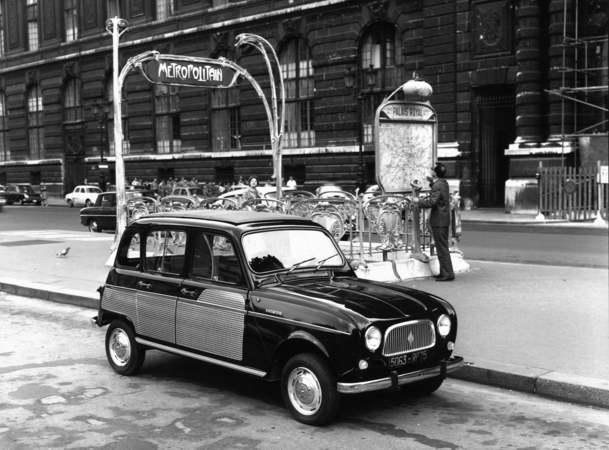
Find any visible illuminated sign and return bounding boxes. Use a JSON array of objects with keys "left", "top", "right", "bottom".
[{"left": 142, "top": 59, "right": 237, "bottom": 88}]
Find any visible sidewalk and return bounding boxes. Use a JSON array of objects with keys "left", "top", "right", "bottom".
[{"left": 1, "top": 205, "right": 608, "bottom": 410}]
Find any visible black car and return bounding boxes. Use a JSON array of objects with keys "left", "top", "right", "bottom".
[
  {"left": 80, "top": 190, "right": 156, "bottom": 232},
  {"left": 0, "top": 184, "right": 42, "bottom": 205},
  {"left": 92, "top": 210, "right": 463, "bottom": 425}
]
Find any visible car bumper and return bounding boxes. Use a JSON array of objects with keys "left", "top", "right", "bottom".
[{"left": 337, "top": 356, "right": 464, "bottom": 394}]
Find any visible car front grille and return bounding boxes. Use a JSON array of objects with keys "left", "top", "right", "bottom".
[{"left": 382, "top": 320, "right": 436, "bottom": 357}]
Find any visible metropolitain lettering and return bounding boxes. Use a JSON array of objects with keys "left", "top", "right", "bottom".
[{"left": 158, "top": 62, "right": 223, "bottom": 83}]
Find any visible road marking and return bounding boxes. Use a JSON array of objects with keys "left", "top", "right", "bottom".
[{"left": 0, "top": 230, "right": 114, "bottom": 241}]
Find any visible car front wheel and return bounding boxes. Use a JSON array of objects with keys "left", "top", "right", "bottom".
[
  {"left": 105, "top": 319, "right": 145, "bottom": 376},
  {"left": 19, "top": 199, "right": 25, "bottom": 205},
  {"left": 88, "top": 220, "right": 102, "bottom": 233},
  {"left": 67, "top": 199, "right": 74, "bottom": 208},
  {"left": 281, "top": 353, "right": 340, "bottom": 426}
]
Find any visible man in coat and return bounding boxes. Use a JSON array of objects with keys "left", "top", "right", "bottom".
[{"left": 412, "top": 163, "right": 455, "bottom": 281}]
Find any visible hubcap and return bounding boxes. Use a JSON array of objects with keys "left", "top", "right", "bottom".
[
  {"left": 287, "top": 367, "right": 322, "bottom": 416},
  {"left": 109, "top": 329, "right": 131, "bottom": 367}
]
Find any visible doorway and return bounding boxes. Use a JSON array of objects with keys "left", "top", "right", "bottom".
[{"left": 475, "top": 89, "right": 516, "bottom": 207}]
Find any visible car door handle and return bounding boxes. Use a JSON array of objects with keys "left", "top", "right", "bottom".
[
  {"left": 138, "top": 281, "right": 152, "bottom": 289},
  {"left": 181, "top": 288, "right": 198, "bottom": 297}
]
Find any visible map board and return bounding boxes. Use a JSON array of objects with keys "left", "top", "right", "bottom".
[{"left": 375, "top": 101, "right": 437, "bottom": 193}]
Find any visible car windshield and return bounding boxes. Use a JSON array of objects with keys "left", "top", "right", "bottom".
[{"left": 242, "top": 229, "right": 343, "bottom": 274}]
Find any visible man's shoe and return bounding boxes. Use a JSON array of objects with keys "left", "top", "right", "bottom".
[{"left": 435, "top": 277, "right": 454, "bottom": 282}]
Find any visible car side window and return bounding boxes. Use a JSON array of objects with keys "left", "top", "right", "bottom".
[
  {"left": 116, "top": 231, "right": 141, "bottom": 269},
  {"left": 190, "top": 233, "right": 243, "bottom": 286},
  {"left": 144, "top": 229, "right": 187, "bottom": 275}
]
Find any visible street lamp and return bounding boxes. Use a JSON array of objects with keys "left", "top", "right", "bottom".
[
  {"left": 90, "top": 100, "right": 110, "bottom": 191},
  {"left": 344, "top": 64, "right": 377, "bottom": 194}
]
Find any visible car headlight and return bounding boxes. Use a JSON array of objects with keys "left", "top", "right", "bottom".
[
  {"left": 437, "top": 315, "right": 451, "bottom": 338},
  {"left": 365, "top": 326, "right": 382, "bottom": 352}
]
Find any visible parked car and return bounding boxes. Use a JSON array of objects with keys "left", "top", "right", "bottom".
[
  {"left": 315, "top": 184, "right": 355, "bottom": 200},
  {"left": 65, "top": 185, "right": 103, "bottom": 207},
  {"left": 92, "top": 210, "right": 463, "bottom": 426},
  {"left": 80, "top": 190, "right": 156, "bottom": 232},
  {"left": 0, "top": 184, "right": 43, "bottom": 205}
]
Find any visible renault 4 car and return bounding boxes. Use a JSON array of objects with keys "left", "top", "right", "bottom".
[{"left": 92, "top": 210, "right": 463, "bottom": 426}]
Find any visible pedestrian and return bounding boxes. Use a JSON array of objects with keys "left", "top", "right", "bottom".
[
  {"left": 241, "top": 176, "right": 261, "bottom": 202},
  {"left": 412, "top": 163, "right": 455, "bottom": 282},
  {"left": 151, "top": 178, "right": 158, "bottom": 193},
  {"left": 40, "top": 181, "right": 48, "bottom": 206},
  {"left": 287, "top": 176, "right": 297, "bottom": 188}
]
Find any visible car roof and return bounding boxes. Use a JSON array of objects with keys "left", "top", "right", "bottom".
[{"left": 136, "top": 209, "right": 316, "bottom": 228}]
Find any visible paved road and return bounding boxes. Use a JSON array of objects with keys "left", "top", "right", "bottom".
[
  {"left": 2, "top": 205, "right": 607, "bottom": 268},
  {"left": 1, "top": 293, "right": 607, "bottom": 450}
]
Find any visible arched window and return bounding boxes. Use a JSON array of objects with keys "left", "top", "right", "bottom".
[
  {"left": 280, "top": 39, "right": 315, "bottom": 148},
  {"left": 155, "top": 84, "right": 180, "bottom": 153},
  {"left": 359, "top": 23, "right": 396, "bottom": 143},
  {"left": 63, "top": 78, "right": 83, "bottom": 122},
  {"left": 210, "top": 50, "right": 240, "bottom": 151},
  {"left": 106, "top": 78, "right": 130, "bottom": 156},
  {"left": 0, "top": 91, "right": 8, "bottom": 161}
]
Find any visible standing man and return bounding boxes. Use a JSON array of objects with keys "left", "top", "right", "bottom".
[{"left": 412, "top": 163, "right": 455, "bottom": 281}]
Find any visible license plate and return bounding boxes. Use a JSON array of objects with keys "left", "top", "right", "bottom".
[{"left": 389, "top": 351, "right": 427, "bottom": 368}]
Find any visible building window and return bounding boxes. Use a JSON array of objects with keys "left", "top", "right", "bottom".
[
  {"left": 27, "top": 85, "right": 44, "bottom": 160},
  {"left": 0, "top": 92, "right": 8, "bottom": 161},
  {"left": 155, "top": 84, "right": 180, "bottom": 153},
  {"left": 211, "top": 87, "right": 240, "bottom": 151},
  {"left": 63, "top": 78, "right": 83, "bottom": 122},
  {"left": 0, "top": 2, "right": 5, "bottom": 57},
  {"left": 280, "top": 39, "right": 315, "bottom": 148},
  {"left": 156, "top": 0, "right": 173, "bottom": 20},
  {"left": 106, "top": 78, "right": 130, "bottom": 156},
  {"left": 26, "top": 0, "right": 39, "bottom": 51},
  {"left": 64, "top": 0, "right": 78, "bottom": 41}
]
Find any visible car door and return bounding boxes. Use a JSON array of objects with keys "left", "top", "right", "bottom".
[
  {"left": 176, "top": 231, "right": 268, "bottom": 371},
  {"left": 136, "top": 227, "right": 188, "bottom": 343},
  {"left": 97, "top": 194, "right": 117, "bottom": 229}
]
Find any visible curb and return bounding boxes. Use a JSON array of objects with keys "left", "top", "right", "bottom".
[
  {"left": 1, "top": 278, "right": 607, "bottom": 410},
  {"left": 450, "top": 357, "right": 609, "bottom": 410}
]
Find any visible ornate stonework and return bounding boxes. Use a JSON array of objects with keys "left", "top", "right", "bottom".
[
  {"left": 84, "top": 0, "right": 97, "bottom": 30},
  {"left": 44, "top": 0, "right": 57, "bottom": 39},
  {"left": 367, "top": 1, "right": 388, "bottom": 22},
  {"left": 282, "top": 18, "right": 301, "bottom": 37},
  {"left": 473, "top": 0, "right": 512, "bottom": 57}
]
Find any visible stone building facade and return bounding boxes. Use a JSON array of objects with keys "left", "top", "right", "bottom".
[{"left": 0, "top": 0, "right": 606, "bottom": 211}]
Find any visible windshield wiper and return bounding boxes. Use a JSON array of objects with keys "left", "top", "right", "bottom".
[
  {"left": 315, "top": 253, "right": 339, "bottom": 271},
  {"left": 287, "top": 257, "right": 316, "bottom": 274}
]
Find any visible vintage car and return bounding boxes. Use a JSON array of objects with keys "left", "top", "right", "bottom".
[
  {"left": 0, "top": 184, "right": 43, "bottom": 205},
  {"left": 65, "top": 185, "right": 103, "bottom": 207},
  {"left": 80, "top": 190, "right": 156, "bottom": 232},
  {"left": 92, "top": 210, "right": 463, "bottom": 426}
]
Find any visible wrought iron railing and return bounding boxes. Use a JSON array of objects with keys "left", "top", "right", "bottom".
[{"left": 124, "top": 190, "right": 463, "bottom": 263}]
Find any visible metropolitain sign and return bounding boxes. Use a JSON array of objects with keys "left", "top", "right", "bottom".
[{"left": 141, "top": 57, "right": 239, "bottom": 88}]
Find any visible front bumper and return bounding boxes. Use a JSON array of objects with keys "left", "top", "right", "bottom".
[{"left": 337, "top": 356, "right": 464, "bottom": 394}]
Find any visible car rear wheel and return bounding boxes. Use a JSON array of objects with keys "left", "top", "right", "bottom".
[
  {"left": 281, "top": 353, "right": 340, "bottom": 426},
  {"left": 85, "top": 199, "right": 92, "bottom": 207},
  {"left": 88, "top": 220, "right": 102, "bottom": 233},
  {"left": 67, "top": 199, "right": 74, "bottom": 208},
  {"left": 105, "top": 319, "right": 145, "bottom": 376}
]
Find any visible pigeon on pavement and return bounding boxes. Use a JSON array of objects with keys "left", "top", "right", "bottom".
[{"left": 56, "top": 247, "right": 71, "bottom": 257}]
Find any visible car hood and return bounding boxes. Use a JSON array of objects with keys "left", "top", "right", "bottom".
[{"left": 265, "top": 277, "right": 441, "bottom": 322}]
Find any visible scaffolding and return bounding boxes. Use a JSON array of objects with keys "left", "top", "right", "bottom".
[{"left": 546, "top": 0, "right": 608, "bottom": 167}]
